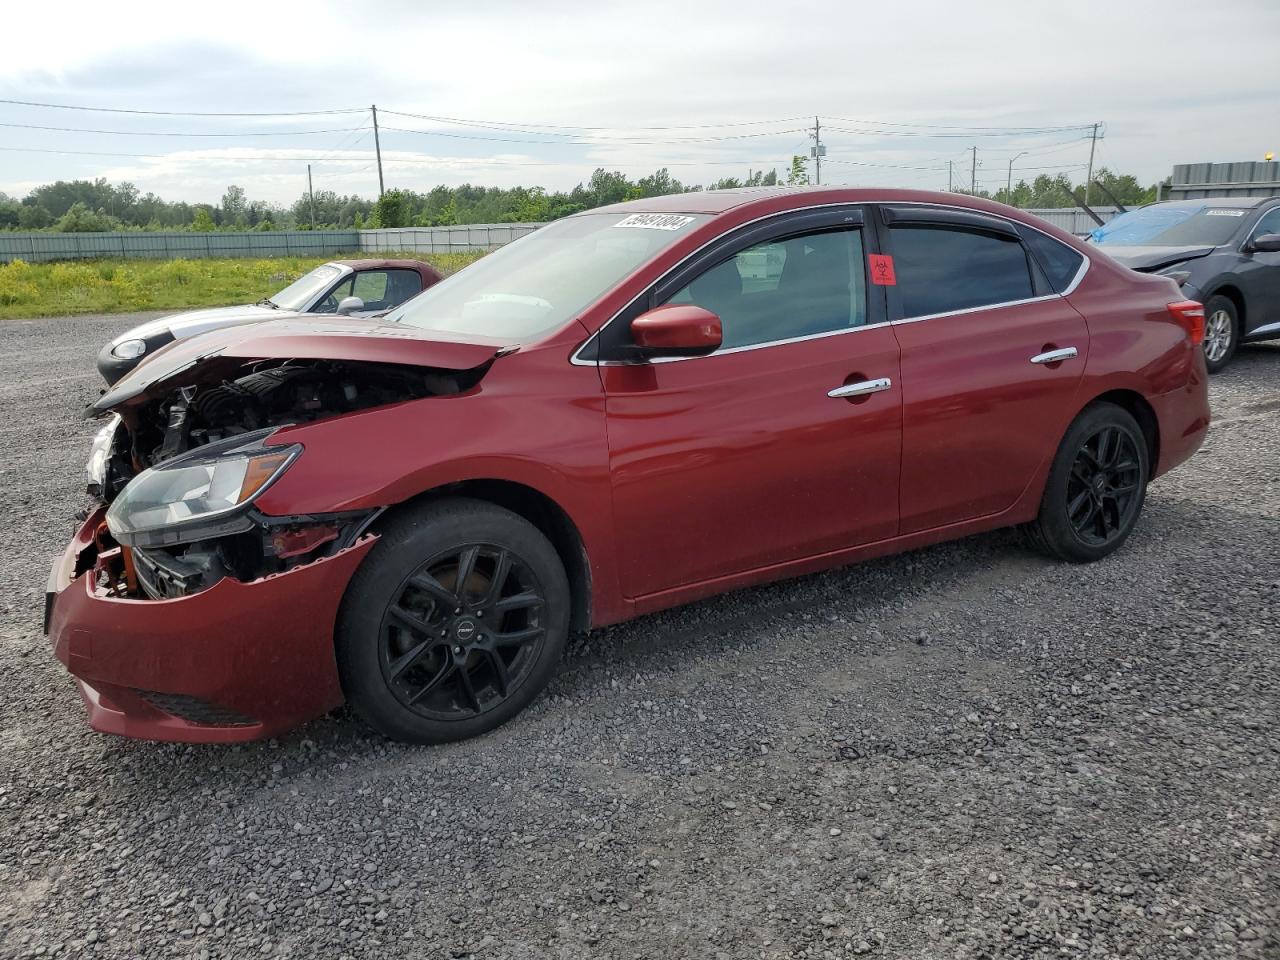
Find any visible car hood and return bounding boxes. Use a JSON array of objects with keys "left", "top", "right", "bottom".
[
  {"left": 108, "top": 303, "right": 282, "bottom": 345},
  {"left": 1093, "top": 244, "right": 1217, "bottom": 272},
  {"left": 90, "top": 315, "right": 515, "bottom": 416}
]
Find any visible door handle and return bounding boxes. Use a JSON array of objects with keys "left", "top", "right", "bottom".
[
  {"left": 828, "top": 377, "right": 892, "bottom": 399},
  {"left": 1030, "top": 347, "right": 1079, "bottom": 365}
]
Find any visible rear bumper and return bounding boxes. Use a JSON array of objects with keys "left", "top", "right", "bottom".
[
  {"left": 45, "top": 507, "right": 375, "bottom": 743},
  {"left": 1150, "top": 371, "right": 1210, "bottom": 479}
]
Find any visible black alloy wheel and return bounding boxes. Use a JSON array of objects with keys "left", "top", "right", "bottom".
[
  {"left": 337, "top": 498, "right": 570, "bottom": 743},
  {"left": 380, "top": 543, "right": 547, "bottom": 720},
  {"left": 1024, "top": 402, "right": 1149, "bottom": 563},
  {"left": 1064, "top": 424, "right": 1143, "bottom": 547}
]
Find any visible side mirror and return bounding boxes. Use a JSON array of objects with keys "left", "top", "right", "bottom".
[
  {"left": 336, "top": 296, "right": 365, "bottom": 316},
  {"left": 1250, "top": 233, "right": 1280, "bottom": 253},
  {"left": 627, "top": 304, "right": 722, "bottom": 360}
]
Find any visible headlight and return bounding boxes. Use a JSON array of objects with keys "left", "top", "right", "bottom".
[
  {"left": 111, "top": 338, "right": 148, "bottom": 360},
  {"left": 1157, "top": 265, "right": 1192, "bottom": 286},
  {"left": 106, "top": 434, "right": 300, "bottom": 542},
  {"left": 86, "top": 414, "right": 121, "bottom": 491}
]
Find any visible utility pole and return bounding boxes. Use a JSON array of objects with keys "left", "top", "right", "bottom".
[
  {"left": 948, "top": 161, "right": 953, "bottom": 192},
  {"left": 809, "top": 116, "right": 824, "bottom": 185},
  {"left": 970, "top": 146, "right": 977, "bottom": 194},
  {"left": 1006, "top": 151, "right": 1028, "bottom": 206},
  {"left": 1084, "top": 121, "right": 1100, "bottom": 207},
  {"left": 307, "top": 164, "right": 317, "bottom": 229},
  {"left": 371, "top": 104, "right": 385, "bottom": 197}
]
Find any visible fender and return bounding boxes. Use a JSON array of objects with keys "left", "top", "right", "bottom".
[{"left": 254, "top": 344, "right": 629, "bottom": 626}]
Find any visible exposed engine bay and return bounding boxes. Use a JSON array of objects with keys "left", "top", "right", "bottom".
[{"left": 88, "top": 357, "right": 489, "bottom": 600}]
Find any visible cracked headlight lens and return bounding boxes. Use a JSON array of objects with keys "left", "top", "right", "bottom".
[{"left": 86, "top": 415, "right": 121, "bottom": 491}]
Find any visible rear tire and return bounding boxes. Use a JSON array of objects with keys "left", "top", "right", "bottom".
[
  {"left": 1024, "top": 403, "right": 1149, "bottom": 563},
  {"left": 336, "top": 498, "right": 570, "bottom": 744},
  {"left": 1202, "top": 294, "right": 1238, "bottom": 374}
]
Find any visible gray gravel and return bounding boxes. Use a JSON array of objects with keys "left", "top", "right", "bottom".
[{"left": 1, "top": 312, "right": 1277, "bottom": 960}]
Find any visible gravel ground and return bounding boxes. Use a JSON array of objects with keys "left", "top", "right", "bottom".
[{"left": 1, "top": 312, "right": 1277, "bottom": 960}]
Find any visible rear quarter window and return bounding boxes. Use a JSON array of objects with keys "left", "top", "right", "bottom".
[{"left": 1020, "top": 228, "right": 1085, "bottom": 293}]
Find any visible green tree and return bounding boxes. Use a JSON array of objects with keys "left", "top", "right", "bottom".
[
  {"left": 54, "top": 202, "right": 118, "bottom": 232},
  {"left": 221, "top": 185, "right": 249, "bottom": 228},
  {"left": 191, "top": 207, "right": 217, "bottom": 232},
  {"left": 787, "top": 156, "right": 810, "bottom": 185},
  {"left": 18, "top": 204, "right": 52, "bottom": 229},
  {"left": 372, "top": 189, "right": 411, "bottom": 228}
]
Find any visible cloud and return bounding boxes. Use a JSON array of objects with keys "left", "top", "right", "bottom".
[{"left": 1, "top": 0, "right": 1276, "bottom": 203}]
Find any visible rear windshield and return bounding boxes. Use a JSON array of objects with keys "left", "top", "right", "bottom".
[
  {"left": 387, "top": 212, "right": 709, "bottom": 341},
  {"left": 1091, "top": 204, "right": 1249, "bottom": 247}
]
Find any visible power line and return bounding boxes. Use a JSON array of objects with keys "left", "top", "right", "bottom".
[
  {"left": 380, "top": 109, "right": 809, "bottom": 132},
  {"left": 0, "top": 145, "right": 383, "bottom": 161},
  {"left": 0, "top": 98, "right": 366, "bottom": 117},
  {"left": 823, "top": 125, "right": 1094, "bottom": 139},
  {"left": 0, "top": 120, "right": 366, "bottom": 137},
  {"left": 823, "top": 157, "right": 949, "bottom": 172},
  {"left": 379, "top": 124, "right": 808, "bottom": 145},
  {"left": 822, "top": 116, "right": 1097, "bottom": 133}
]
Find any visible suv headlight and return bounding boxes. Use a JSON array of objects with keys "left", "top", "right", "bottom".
[
  {"left": 106, "top": 432, "right": 300, "bottom": 543},
  {"left": 1158, "top": 264, "right": 1192, "bottom": 286}
]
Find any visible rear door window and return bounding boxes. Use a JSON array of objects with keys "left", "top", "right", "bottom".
[{"left": 888, "top": 224, "right": 1034, "bottom": 319}]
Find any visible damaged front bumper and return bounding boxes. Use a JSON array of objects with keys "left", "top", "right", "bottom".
[{"left": 45, "top": 507, "right": 376, "bottom": 743}]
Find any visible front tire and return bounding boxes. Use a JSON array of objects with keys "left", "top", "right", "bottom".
[
  {"left": 1024, "top": 403, "right": 1149, "bottom": 563},
  {"left": 336, "top": 498, "right": 570, "bottom": 744},
  {"left": 1201, "top": 294, "right": 1238, "bottom": 373}
]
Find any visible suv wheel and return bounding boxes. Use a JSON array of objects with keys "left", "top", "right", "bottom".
[
  {"left": 1202, "top": 294, "right": 1239, "bottom": 373},
  {"left": 337, "top": 498, "right": 570, "bottom": 744}
]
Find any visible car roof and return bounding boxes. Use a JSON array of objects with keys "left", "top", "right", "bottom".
[
  {"left": 1146, "top": 197, "right": 1269, "bottom": 209},
  {"left": 332, "top": 258, "right": 436, "bottom": 271},
  {"left": 589, "top": 185, "right": 1037, "bottom": 217}
]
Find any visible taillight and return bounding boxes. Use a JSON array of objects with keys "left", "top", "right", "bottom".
[{"left": 1167, "top": 300, "right": 1205, "bottom": 346}]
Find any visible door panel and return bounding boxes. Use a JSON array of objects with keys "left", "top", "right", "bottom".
[
  {"left": 603, "top": 328, "right": 902, "bottom": 598},
  {"left": 893, "top": 297, "right": 1087, "bottom": 533},
  {"left": 1238, "top": 208, "right": 1280, "bottom": 330}
]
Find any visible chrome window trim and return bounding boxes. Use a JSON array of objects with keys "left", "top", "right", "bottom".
[
  {"left": 569, "top": 199, "right": 1092, "bottom": 367},
  {"left": 890, "top": 293, "right": 1061, "bottom": 327},
  {"left": 1243, "top": 202, "right": 1280, "bottom": 248}
]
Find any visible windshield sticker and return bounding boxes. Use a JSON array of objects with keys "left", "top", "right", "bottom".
[
  {"left": 1206, "top": 209, "right": 1246, "bottom": 217},
  {"left": 614, "top": 213, "right": 696, "bottom": 231}
]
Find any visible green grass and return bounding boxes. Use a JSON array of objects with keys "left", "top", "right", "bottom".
[{"left": 0, "top": 251, "right": 486, "bottom": 320}]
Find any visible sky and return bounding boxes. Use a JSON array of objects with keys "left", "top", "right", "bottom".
[{"left": 0, "top": 0, "right": 1276, "bottom": 208}]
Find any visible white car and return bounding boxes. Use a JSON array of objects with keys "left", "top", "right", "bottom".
[{"left": 97, "top": 259, "right": 441, "bottom": 384}]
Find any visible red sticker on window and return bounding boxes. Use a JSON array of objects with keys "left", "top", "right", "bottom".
[{"left": 869, "top": 254, "right": 896, "bottom": 286}]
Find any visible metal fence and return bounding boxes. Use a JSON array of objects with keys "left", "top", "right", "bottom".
[
  {"left": 359, "top": 224, "right": 544, "bottom": 254},
  {"left": 1022, "top": 206, "right": 1121, "bottom": 235},
  {"left": 0, "top": 223, "right": 543, "bottom": 263},
  {"left": 2, "top": 209, "right": 1119, "bottom": 264},
  {"left": 0, "top": 230, "right": 360, "bottom": 263},
  {"left": 1167, "top": 161, "right": 1280, "bottom": 199}
]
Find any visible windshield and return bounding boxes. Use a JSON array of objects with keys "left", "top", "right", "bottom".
[
  {"left": 270, "top": 263, "right": 343, "bottom": 310},
  {"left": 1091, "top": 204, "right": 1249, "bottom": 247},
  {"left": 387, "top": 212, "right": 710, "bottom": 340}
]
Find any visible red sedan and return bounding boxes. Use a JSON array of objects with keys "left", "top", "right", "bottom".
[{"left": 46, "top": 188, "right": 1210, "bottom": 744}]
